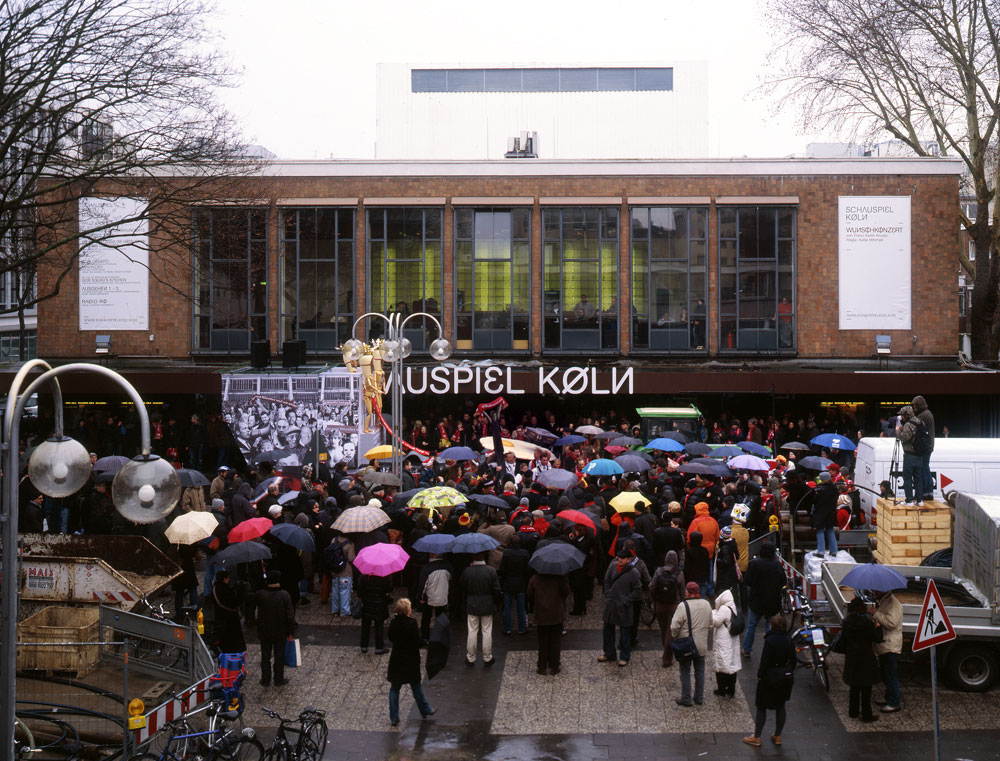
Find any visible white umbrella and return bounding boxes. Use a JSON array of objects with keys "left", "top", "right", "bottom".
[
  {"left": 165, "top": 511, "right": 219, "bottom": 545},
  {"left": 574, "top": 425, "right": 603, "bottom": 435}
]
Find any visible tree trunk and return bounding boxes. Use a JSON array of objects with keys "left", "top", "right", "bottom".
[{"left": 969, "top": 231, "right": 999, "bottom": 361}]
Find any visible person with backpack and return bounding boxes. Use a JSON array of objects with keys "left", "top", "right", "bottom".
[
  {"left": 711, "top": 587, "right": 743, "bottom": 697},
  {"left": 912, "top": 395, "right": 936, "bottom": 500},
  {"left": 651, "top": 550, "right": 685, "bottom": 667},
  {"left": 894, "top": 406, "right": 927, "bottom": 505},
  {"left": 325, "top": 530, "right": 355, "bottom": 617}
]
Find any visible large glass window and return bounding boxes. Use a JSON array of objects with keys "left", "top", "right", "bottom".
[
  {"left": 367, "top": 208, "right": 442, "bottom": 350},
  {"left": 542, "top": 207, "right": 618, "bottom": 351},
  {"left": 192, "top": 208, "right": 267, "bottom": 352},
  {"left": 631, "top": 207, "right": 707, "bottom": 351},
  {"left": 279, "top": 208, "right": 355, "bottom": 351},
  {"left": 718, "top": 206, "right": 796, "bottom": 352},
  {"left": 454, "top": 208, "right": 530, "bottom": 351}
]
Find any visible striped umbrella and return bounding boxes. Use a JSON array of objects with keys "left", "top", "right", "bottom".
[{"left": 332, "top": 505, "right": 391, "bottom": 533}]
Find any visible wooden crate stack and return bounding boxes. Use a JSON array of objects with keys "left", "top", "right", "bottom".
[{"left": 873, "top": 497, "right": 952, "bottom": 565}]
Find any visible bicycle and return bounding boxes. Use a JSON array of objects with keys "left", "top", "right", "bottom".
[
  {"left": 140, "top": 696, "right": 258, "bottom": 761},
  {"left": 785, "top": 587, "right": 831, "bottom": 691},
  {"left": 260, "top": 707, "right": 327, "bottom": 761}
]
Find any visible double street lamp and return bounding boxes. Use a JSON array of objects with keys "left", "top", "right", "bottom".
[
  {"left": 341, "top": 312, "right": 450, "bottom": 483},
  {"left": 1, "top": 361, "right": 181, "bottom": 760}
]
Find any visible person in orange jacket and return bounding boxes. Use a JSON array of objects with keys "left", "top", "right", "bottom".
[{"left": 687, "top": 502, "right": 720, "bottom": 594}]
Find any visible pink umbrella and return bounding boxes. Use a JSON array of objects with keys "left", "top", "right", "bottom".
[
  {"left": 603, "top": 445, "right": 627, "bottom": 455},
  {"left": 353, "top": 542, "right": 409, "bottom": 577}
]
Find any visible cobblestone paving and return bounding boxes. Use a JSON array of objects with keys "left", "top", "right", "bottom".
[{"left": 491, "top": 650, "right": 754, "bottom": 734}]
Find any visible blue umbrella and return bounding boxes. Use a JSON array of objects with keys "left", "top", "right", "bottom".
[
  {"left": 840, "top": 564, "right": 908, "bottom": 592},
  {"left": 412, "top": 533, "right": 456, "bottom": 554},
  {"left": 738, "top": 441, "right": 772, "bottom": 457},
  {"left": 269, "top": 523, "right": 315, "bottom": 552},
  {"left": 535, "top": 469, "right": 580, "bottom": 490},
  {"left": 553, "top": 434, "right": 586, "bottom": 446},
  {"left": 645, "top": 437, "right": 685, "bottom": 452},
  {"left": 528, "top": 543, "right": 586, "bottom": 575},
  {"left": 583, "top": 459, "right": 625, "bottom": 476},
  {"left": 613, "top": 454, "right": 651, "bottom": 473},
  {"left": 797, "top": 455, "right": 834, "bottom": 470},
  {"left": 437, "top": 446, "right": 481, "bottom": 461},
  {"left": 451, "top": 533, "right": 500, "bottom": 554},
  {"left": 710, "top": 445, "right": 744, "bottom": 458},
  {"left": 811, "top": 433, "right": 856, "bottom": 451}
]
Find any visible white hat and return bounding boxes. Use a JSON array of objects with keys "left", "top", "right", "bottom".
[
  {"left": 268, "top": 505, "right": 282, "bottom": 517},
  {"left": 367, "top": 498, "right": 382, "bottom": 508}
]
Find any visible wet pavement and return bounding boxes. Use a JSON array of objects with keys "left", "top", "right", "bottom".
[{"left": 239, "top": 594, "right": 1000, "bottom": 761}]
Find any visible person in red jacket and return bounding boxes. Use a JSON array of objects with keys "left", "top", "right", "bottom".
[{"left": 687, "top": 502, "right": 720, "bottom": 594}]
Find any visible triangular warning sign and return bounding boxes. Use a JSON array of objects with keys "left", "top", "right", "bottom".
[
  {"left": 912, "top": 578, "right": 957, "bottom": 652},
  {"left": 940, "top": 474, "right": 953, "bottom": 489}
]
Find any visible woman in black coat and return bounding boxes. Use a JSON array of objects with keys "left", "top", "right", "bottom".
[
  {"left": 358, "top": 573, "right": 393, "bottom": 653},
  {"left": 744, "top": 615, "right": 795, "bottom": 747},
  {"left": 386, "top": 598, "right": 436, "bottom": 726},
  {"left": 841, "top": 596, "right": 882, "bottom": 722}
]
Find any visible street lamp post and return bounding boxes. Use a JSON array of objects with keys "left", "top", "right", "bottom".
[
  {"left": 341, "top": 311, "right": 450, "bottom": 483},
  {"left": 1, "top": 362, "right": 182, "bottom": 761}
]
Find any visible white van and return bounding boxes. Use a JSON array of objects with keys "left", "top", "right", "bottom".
[{"left": 855, "top": 437, "right": 1000, "bottom": 519}]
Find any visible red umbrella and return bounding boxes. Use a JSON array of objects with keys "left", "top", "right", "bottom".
[
  {"left": 555, "top": 509, "right": 597, "bottom": 532},
  {"left": 603, "top": 445, "right": 627, "bottom": 455},
  {"left": 228, "top": 517, "right": 272, "bottom": 543}
]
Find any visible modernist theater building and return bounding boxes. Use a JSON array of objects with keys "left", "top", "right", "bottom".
[{"left": 27, "top": 156, "right": 995, "bottom": 433}]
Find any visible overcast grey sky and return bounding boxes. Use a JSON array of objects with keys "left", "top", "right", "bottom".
[{"left": 211, "top": 0, "right": 828, "bottom": 159}]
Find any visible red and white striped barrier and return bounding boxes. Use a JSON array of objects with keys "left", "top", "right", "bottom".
[
  {"left": 777, "top": 554, "right": 821, "bottom": 601},
  {"left": 134, "top": 676, "right": 212, "bottom": 746}
]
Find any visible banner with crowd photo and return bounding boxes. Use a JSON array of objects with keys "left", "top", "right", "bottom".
[
  {"left": 838, "top": 196, "right": 912, "bottom": 330},
  {"left": 221, "top": 368, "right": 381, "bottom": 472}
]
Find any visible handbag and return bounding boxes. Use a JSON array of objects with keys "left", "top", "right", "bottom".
[
  {"left": 829, "top": 629, "right": 847, "bottom": 654},
  {"left": 284, "top": 637, "right": 301, "bottom": 668},
  {"left": 727, "top": 603, "right": 746, "bottom": 637},
  {"left": 669, "top": 600, "right": 700, "bottom": 663}
]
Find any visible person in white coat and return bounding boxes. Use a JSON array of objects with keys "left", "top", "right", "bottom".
[{"left": 712, "top": 588, "right": 742, "bottom": 697}]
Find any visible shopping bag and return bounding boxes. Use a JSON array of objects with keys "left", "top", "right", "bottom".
[{"left": 284, "top": 637, "right": 301, "bottom": 668}]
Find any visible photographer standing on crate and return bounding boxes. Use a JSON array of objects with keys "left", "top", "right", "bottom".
[
  {"left": 894, "top": 406, "right": 927, "bottom": 506},
  {"left": 911, "top": 396, "right": 936, "bottom": 501}
]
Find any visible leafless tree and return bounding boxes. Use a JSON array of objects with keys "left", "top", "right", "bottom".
[
  {"left": 0, "top": 0, "right": 265, "bottom": 352},
  {"left": 764, "top": 0, "right": 1000, "bottom": 360}
]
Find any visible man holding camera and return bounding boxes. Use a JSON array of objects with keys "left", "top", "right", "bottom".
[
  {"left": 911, "top": 396, "right": 936, "bottom": 501},
  {"left": 894, "top": 406, "right": 926, "bottom": 505}
]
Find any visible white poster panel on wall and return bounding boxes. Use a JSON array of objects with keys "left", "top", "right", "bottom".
[
  {"left": 838, "top": 195, "right": 911, "bottom": 330},
  {"left": 78, "top": 196, "right": 149, "bottom": 330}
]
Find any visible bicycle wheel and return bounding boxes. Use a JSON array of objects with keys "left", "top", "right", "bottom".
[
  {"left": 302, "top": 718, "right": 327, "bottom": 761},
  {"left": 812, "top": 648, "right": 830, "bottom": 691},
  {"left": 148, "top": 719, "right": 192, "bottom": 760},
  {"left": 210, "top": 735, "right": 264, "bottom": 761}
]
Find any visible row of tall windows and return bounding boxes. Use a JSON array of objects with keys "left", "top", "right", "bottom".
[{"left": 192, "top": 206, "right": 797, "bottom": 354}]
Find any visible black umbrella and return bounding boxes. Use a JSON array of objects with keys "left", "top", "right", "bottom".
[
  {"left": 252, "top": 449, "right": 293, "bottom": 464},
  {"left": 394, "top": 487, "right": 430, "bottom": 506},
  {"left": 797, "top": 455, "right": 834, "bottom": 470},
  {"left": 593, "top": 431, "right": 618, "bottom": 440},
  {"left": 93, "top": 455, "right": 130, "bottom": 475},
  {"left": 468, "top": 493, "right": 509, "bottom": 509},
  {"left": 677, "top": 460, "right": 733, "bottom": 477},
  {"left": 535, "top": 469, "right": 579, "bottom": 490},
  {"left": 176, "top": 468, "right": 211, "bottom": 488},
  {"left": 781, "top": 441, "right": 811, "bottom": 451},
  {"left": 215, "top": 540, "right": 272, "bottom": 566},
  {"left": 269, "top": 523, "right": 316, "bottom": 552},
  {"left": 426, "top": 612, "right": 452, "bottom": 680},
  {"left": 659, "top": 430, "right": 689, "bottom": 444},
  {"left": 609, "top": 436, "right": 643, "bottom": 447},
  {"left": 684, "top": 442, "right": 712, "bottom": 456},
  {"left": 528, "top": 542, "right": 586, "bottom": 575}
]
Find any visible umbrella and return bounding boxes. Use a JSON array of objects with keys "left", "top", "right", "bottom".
[
  {"left": 94, "top": 470, "right": 117, "bottom": 483},
  {"left": 535, "top": 469, "right": 580, "bottom": 490},
  {"left": 394, "top": 487, "right": 430, "bottom": 506},
  {"left": 479, "top": 436, "right": 514, "bottom": 454},
  {"left": 553, "top": 435, "right": 586, "bottom": 446},
  {"left": 253, "top": 476, "right": 282, "bottom": 500},
  {"left": 574, "top": 425, "right": 603, "bottom": 435},
  {"left": 797, "top": 455, "right": 835, "bottom": 471},
  {"left": 706, "top": 445, "right": 740, "bottom": 458},
  {"left": 781, "top": 441, "right": 811, "bottom": 451},
  {"left": 333, "top": 505, "right": 391, "bottom": 533},
  {"left": 659, "top": 430, "right": 690, "bottom": 443},
  {"left": 840, "top": 564, "right": 908, "bottom": 592},
  {"left": 728, "top": 454, "right": 771, "bottom": 472},
  {"left": 529, "top": 543, "right": 586, "bottom": 575},
  {"left": 426, "top": 612, "right": 451, "bottom": 680},
  {"left": 738, "top": 441, "right": 772, "bottom": 457},
  {"left": 228, "top": 517, "right": 273, "bottom": 543},
  {"left": 278, "top": 490, "right": 300, "bottom": 505},
  {"left": 409, "top": 486, "right": 469, "bottom": 511},
  {"left": 215, "top": 541, "right": 271, "bottom": 566},
  {"left": 269, "top": 523, "right": 315, "bottom": 552},
  {"left": 364, "top": 444, "right": 404, "bottom": 461},
  {"left": 412, "top": 534, "right": 457, "bottom": 554},
  {"left": 252, "top": 449, "right": 292, "bottom": 464},
  {"left": 437, "top": 446, "right": 481, "bottom": 461},
  {"left": 553, "top": 509, "right": 596, "bottom": 532},
  {"left": 603, "top": 445, "right": 628, "bottom": 456},
  {"left": 811, "top": 433, "right": 856, "bottom": 451},
  {"left": 613, "top": 454, "right": 651, "bottom": 473},
  {"left": 468, "top": 493, "right": 509, "bottom": 509},
  {"left": 684, "top": 442, "right": 712, "bottom": 456},
  {"left": 451, "top": 533, "right": 500, "bottom": 554},
  {"left": 93, "top": 455, "right": 130, "bottom": 475},
  {"left": 610, "top": 491, "right": 652, "bottom": 513},
  {"left": 610, "top": 436, "right": 643, "bottom": 447},
  {"left": 594, "top": 431, "right": 618, "bottom": 440},
  {"left": 677, "top": 460, "right": 733, "bottom": 477},
  {"left": 363, "top": 471, "right": 401, "bottom": 488},
  {"left": 645, "top": 437, "right": 685, "bottom": 452},
  {"left": 509, "top": 439, "right": 552, "bottom": 460},
  {"left": 165, "top": 512, "right": 219, "bottom": 544},
  {"left": 523, "top": 427, "right": 558, "bottom": 445},
  {"left": 176, "top": 469, "right": 211, "bottom": 488},
  {"left": 353, "top": 542, "right": 409, "bottom": 577},
  {"left": 583, "top": 459, "right": 624, "bottom": 476}
]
